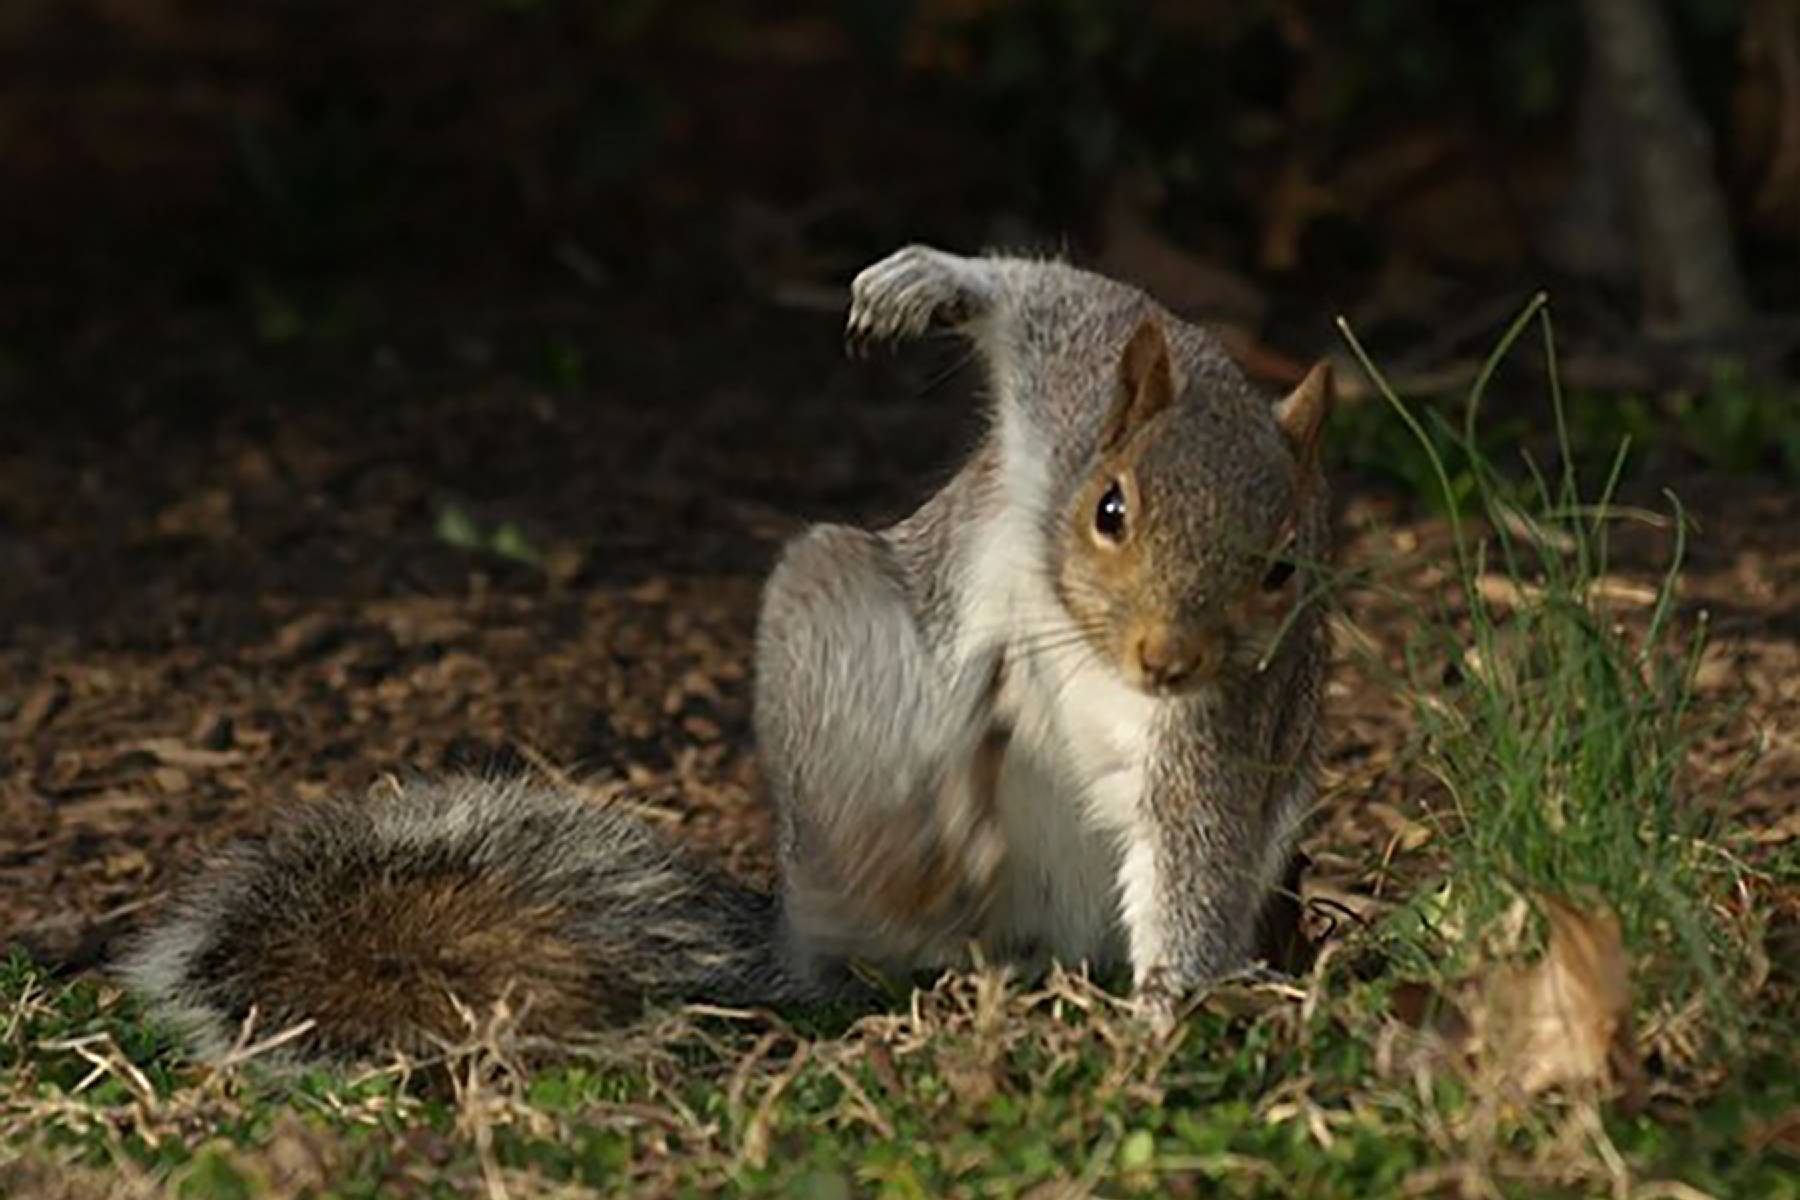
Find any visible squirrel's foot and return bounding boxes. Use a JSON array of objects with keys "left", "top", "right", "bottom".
[
  {"left": 846, "top": 245, "right": 992, "bottom": 355},
  {"left": 1129, "top": 959, "right": 1283, "bottom": 1037},
  {"left": 1129, "top": 966, "right": 1191, "bottom": 1039}
]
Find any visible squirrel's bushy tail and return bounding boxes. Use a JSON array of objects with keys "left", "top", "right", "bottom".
[{"left": 117, "top": 776, "right": 802, "bottom": 1063}]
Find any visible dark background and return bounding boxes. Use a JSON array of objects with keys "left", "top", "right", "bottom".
[
  {"left": 6, "top": 1, "right": 1795, "bottom": 391},
  {"left": 0, "top": 0, "right": 1795, "bottom": 943}
]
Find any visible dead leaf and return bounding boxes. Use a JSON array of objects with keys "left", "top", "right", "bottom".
[
  {"left": 629, "top": 576, "right": 672, "bottom": 604},
  {"left": 1368, "top": 801, "right": 1433, "bottom": 853},
  {"left": 1749, "top": 807, "right": 1800, "bottom": 845},
  {"left": 129, "top": 738, "right": 245, "bottom": 769},
  {"left": 104, "top": 846, "right": 149, "bottom": 879},
  {"left": 1475, "top": 893, "right": 1644, "bottom": 1106},
  {"left": 1587, "top": 576, "right": 1660, "bottom": 607},
  {"left": 1743, "top": 1107, "right": 1800, "bottom": 1158},
  {"left": 1018, "top": 1182, "right": 1092, "bottom": 1200},
  {"left": 1477, "top": 573, "right": 1540, "bottom": 610},
  {"left": 1389, "top": 980, "right": 1472, "bottom": 1044},
  {"left": 268, "top": 612, "right": 347, "bottom": 663},
  {"left": 153, "top": 488, "right": 235, "bottom": 540},
  {"left": 543, "top": 542, "right": 586, "bottom": 588},
  {"left": 682, "top": 714, "right": 721, "bottom": 742},
  {"left": 1200, "top": 981, "right": 1300, "bottom": 1021},
  {"left": 1477, "top": 574, "right": 1659, "bottom": 613},
  {"left": 189, "top": 710, "right": 235, "bottom": 751},
  {"left": 14, "top": 677, "right": 71, "bottom": 735},
  {"left": 151, "top": 765, "right": 190, "bottom": 793}
]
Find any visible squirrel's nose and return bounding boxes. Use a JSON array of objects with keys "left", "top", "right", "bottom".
[{"left": 1132, "top": 628, "right": 1203, "bottom": 689}]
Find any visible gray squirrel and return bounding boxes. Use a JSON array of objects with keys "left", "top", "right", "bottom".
[{"left": 119, "top": 245, "right": 1334, "bottom": 1061}]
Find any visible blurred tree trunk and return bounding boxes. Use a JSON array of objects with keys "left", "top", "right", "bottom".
[
  {"left": 1579, "top": 0, "right": 1753, "bottom": 343},
  {"left": 1547, "top": 64, "right": 1636, "bottom": 289}
]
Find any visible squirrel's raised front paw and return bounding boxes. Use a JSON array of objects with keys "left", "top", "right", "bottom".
[{"left": 845, "top": 244, "right": 985, "bottom": 355}]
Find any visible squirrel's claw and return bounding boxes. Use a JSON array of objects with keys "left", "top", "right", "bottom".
[
  {"left": 844, "top": 244, "right": 984, "bottom": 357},
  {"left": 1129, "top": 968, "right": 1189, "bottom": 1039}
]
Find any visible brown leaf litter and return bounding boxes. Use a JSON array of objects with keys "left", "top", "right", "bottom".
[{"left": 1391, "top": 892, "right": 1647, "bottom": 1112}]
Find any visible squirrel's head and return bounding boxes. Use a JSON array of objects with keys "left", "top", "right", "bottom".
[{"left": 1054, "top": 317, "right": 1331, "bottom": 697}]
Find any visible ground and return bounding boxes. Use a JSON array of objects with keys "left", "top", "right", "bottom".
[{"left": 0, "top": 260, "right": 1796, "bottom": 1197}]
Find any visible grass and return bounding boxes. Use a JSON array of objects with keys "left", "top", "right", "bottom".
[
  {"left": 3, "top": 308, "right": 1796, "bottom": 1197},
  {"left": 3, "top": 953, "right": 1795, "bottom": 1197},
  {"left": 1337, "top": 299, "right": 1745, "bottom": 1017}
]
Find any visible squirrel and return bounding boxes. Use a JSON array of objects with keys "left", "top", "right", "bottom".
[{"left": 117, "top": 245, "right": 1334, "bottom": 1062}]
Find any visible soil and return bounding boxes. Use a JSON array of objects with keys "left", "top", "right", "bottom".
[{"left": 0, "top": 262, "right": 1794, "bottom": 976}]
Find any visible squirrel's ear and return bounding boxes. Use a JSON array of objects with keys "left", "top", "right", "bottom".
[
  {"left": 1275, "top": 361, "right": 1333, "bottom": 469},
  {"left": 1103, "top": 318, "right": 1177, "bottom": 454}
]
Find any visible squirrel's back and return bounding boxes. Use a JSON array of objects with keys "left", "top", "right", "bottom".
[{"left": 118, "top": 777, "right": 796, "bottom": 1062}]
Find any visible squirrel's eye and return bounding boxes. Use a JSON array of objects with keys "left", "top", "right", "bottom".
[
  {"left": 1094, "top": 481, "right": 1128, "bottom": 542},
  {"left": 1262, "top": 537, "right": 1297, "bottom": 590}
]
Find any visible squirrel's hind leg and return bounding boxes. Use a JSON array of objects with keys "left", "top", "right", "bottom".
[
  {"left": 755, "top": 523, "right": 1006, "bottom": 989},
  {"left": 846, "top": 245, "right": 1000, "bottom": 352}
]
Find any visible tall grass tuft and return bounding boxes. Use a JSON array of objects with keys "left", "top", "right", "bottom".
[{"left": 1336, "top": 298, "right": 1737, "bottom": 1035}]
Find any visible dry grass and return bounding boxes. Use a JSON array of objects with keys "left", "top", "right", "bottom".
[
  {"left": 4, "top": 309, "right": 1798, "bottom": 1198},
  {"left": 2, "top": 886, "right": 1793, "bottom": 1199}
]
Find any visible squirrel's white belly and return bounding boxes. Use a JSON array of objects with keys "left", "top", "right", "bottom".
[
  {"left": 978, "top": 589, "right": 1159, "bottom": 974},
  {"left": 953, "top": 437, "right": 1162, "bottom": 975}
]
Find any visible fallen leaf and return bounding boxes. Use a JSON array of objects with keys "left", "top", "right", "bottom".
[
  {"left": 629, "top": 576, "right": 672, "bottom": 604},
  {"left": 1743, "top": 1107, "right": 1800, "bottom": 1158},
  {"left": 14, "top": 677, "right": 70, "bottom": 735},
  {"left": 153, "top": 488, "right": 235, "bottom": 539},
  {"left": 1475, "top": 893, "right": 1644, "bottom": 1105},
  {"left": 130, "top": 738, "right": 246, "bottom": 769},
  {"left": 151, "top": 766, "right": 190, "bottom": 793},
  {"left": 1200, "top": 981, "right": 1300, "bottom": 1021},
  {"left": 1389, "top": 980, "right": 1472, "bottom": 1044},
  {"left": 1017, "top": 1182, "right": 1090, "bottom": 1200},
  {"left": 1747, "top": 806, "right": 1800, "bottom": 845},
  {"left": 268, "top": 612, "right": 347, "bottom": 663},
  {"left": 1368, "top": 801, "right": 1433, "bottom": 852}
]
